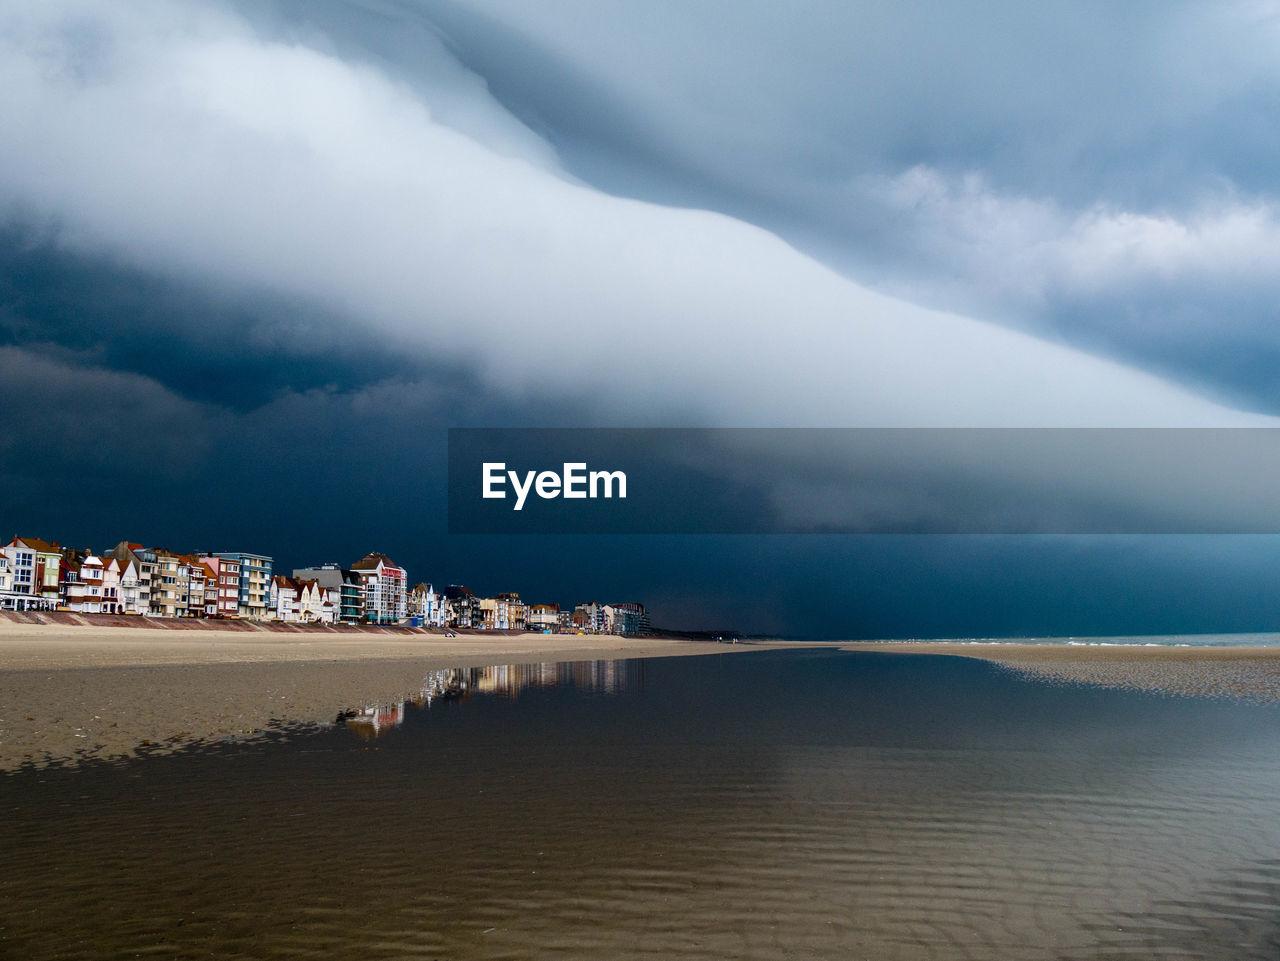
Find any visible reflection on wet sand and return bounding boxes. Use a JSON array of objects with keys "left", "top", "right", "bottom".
[
  {"left": 7, "top": 650, "right": 1280, "bottom": 960},
  {"left": 342, "top": 658, "right": 639, "bottom": 738}
]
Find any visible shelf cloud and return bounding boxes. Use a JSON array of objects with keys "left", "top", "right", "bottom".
[{"left": 1, "top": 0, "right": 1268, "bottom": 432}]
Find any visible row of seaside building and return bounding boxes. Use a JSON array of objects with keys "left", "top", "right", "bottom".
[{"left": 0, "top": 535, "right": 650, "bottom": 634}]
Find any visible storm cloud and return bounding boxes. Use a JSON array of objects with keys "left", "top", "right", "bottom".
[{"left": 0, "top": 0, "right": 1268, "bottom": 428}]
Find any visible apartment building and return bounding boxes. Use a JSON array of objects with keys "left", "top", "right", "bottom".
[
  {"left": 350, "top": 553, "right": 407, "bottom": 624},
  {"left": 610, "top": 602, "right": 650, "bottom": 635},
  {"left": 217, "top": 552, "right": 273, "bottom": 619},
  {"left": 148, "top": 548, "right": 187, "bottom": 617},
  {"left": 198, "top": 555, "right": 241, "bottom": 617}
]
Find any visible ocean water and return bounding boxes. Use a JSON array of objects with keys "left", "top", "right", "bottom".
[{"left": 3, "top": 648, "right": 1280, "bottom": 960}]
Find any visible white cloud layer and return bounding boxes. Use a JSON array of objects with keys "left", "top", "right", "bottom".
[
  {"left": 0, "top": 0, "right": 1270, "bottom": 427},
  {"left": 858, "top": 166, "right": 1280, "bottom": 305}
]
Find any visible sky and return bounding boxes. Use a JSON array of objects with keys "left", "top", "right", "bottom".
[{"left": 4, "top": 0, "right": 1280, "bottom": 637}]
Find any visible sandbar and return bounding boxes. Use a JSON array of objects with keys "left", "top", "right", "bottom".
[{"left": 845, "top": 640, "right": 1280, "bottom": 702}]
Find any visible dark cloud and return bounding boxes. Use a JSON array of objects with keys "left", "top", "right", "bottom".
[
  {"left": 0, "top": 346, "right": 218, "bottom": 473},
  {"left": 0, "top": 225, "right": 443, "bottom": 410}
]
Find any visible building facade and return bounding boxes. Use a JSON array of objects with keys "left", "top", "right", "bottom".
[
  {"left": 2, "top": 536, "right": 62, "bottom": 609},
  {"left": 407, "top": 582, "right": 444, "bottom": 626},
  {"left": 479, "top": 593, "right": 526, "bottom": 630},
  {"left": 293, "top": 564, "right": 362, "bottom": 624},
  {"left": 105, "top": 543, "right": 150, "bottom": 614},
  {"left": 350, "top": 553, "right": 407, "bottom": 625},
  {"left": 444, "top": 585, "right": 481, "bottom": 629},
  {"left": 574, "top": 601, "right": 609, "bottom": 633},
  {"left": 609, "top": 601, "right": 649, "bottom": 635},
  {"left": 63, "top": 553, "right": 115, "bottom": 613},
  {"left": 527, "top": 603, "right": 560, "bottom": 633},
  {"left": 198, "top": 555, "right": 241, "bottom": 617},
  {"left": 218, "top": 552, "right": 273, "bottom": 619},
  {"left": 148, "top": 548, "right": 188, "bottom": 617}
]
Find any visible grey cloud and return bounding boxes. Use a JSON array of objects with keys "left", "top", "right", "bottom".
[
  {"left": 351, "top": 0, "right": 1280, "bottom": 413},
  {"left": 0, "top": 0, "right": 1262, "bottom": 432}
]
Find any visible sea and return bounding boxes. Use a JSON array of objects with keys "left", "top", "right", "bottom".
[{"left": 3, "top": 647, "right": 1280, "bottom": 960}]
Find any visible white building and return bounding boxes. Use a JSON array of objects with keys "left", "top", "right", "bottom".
[
  {"left": 351, "top": 553, "right": 407, "bottom": 625},
  {"left": 270, "top": 576, "right": 303, "bottom": 622},
  {"left": 407, "top": 583, "right": 444, "bottom": 626},
  {"left": 104, "top": 544, "right": 149, "bottom": 614},
  {"left": 270, "top": 576, "right": 338, "bottom": 624},
  {"left": 298, "top": 579, "right": 338, "bottom": 624},
  {"left": 64, "top": 554, "right": 107, "bottom": 613}
]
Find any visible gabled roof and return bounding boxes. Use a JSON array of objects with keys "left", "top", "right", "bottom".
[
  {"left": 351, "top": 552, "right": 398, "bottom": 571},
  {"left": 104, "top": 553, "right": 137, "bottom": 573},
  {"left": 444, "top": 584, "right": 476, "bottom": 600},
  {"left": 11, "top": 536, "right": 59, "bottom": 553},
  {"left": 106, "top": 542, "right": 144, "bottom": 566}
]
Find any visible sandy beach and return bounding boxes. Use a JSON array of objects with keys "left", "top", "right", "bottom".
[
  {"left": 845, "top": 640, "right": 1280, "bottom": 702},
  {"left": 0, "top": 619, "right": 782, "bottom": 770}
]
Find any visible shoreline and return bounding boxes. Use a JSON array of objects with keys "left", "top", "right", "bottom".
[{"left": 0, "top": 623, "right": 788, "bottom": 770}]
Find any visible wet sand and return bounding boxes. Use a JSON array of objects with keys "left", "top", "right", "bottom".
[
  {"left": 0, "top": 621, "right": 782, "bottom": 770},
  {"left": 846, "top": 641, "right": 1280, "bottom": 702},
  {"left": 9, "top": 623, "right": 1280, "bottom": 770}
]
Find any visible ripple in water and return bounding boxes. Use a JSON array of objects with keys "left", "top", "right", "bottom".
[{"left": 3, "top": 649, "right": 1280, "bottom": 960}]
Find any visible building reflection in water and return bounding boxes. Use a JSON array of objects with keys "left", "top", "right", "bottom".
[{"left": 342, "top": 659, "right": 640, "bottom": 739}]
